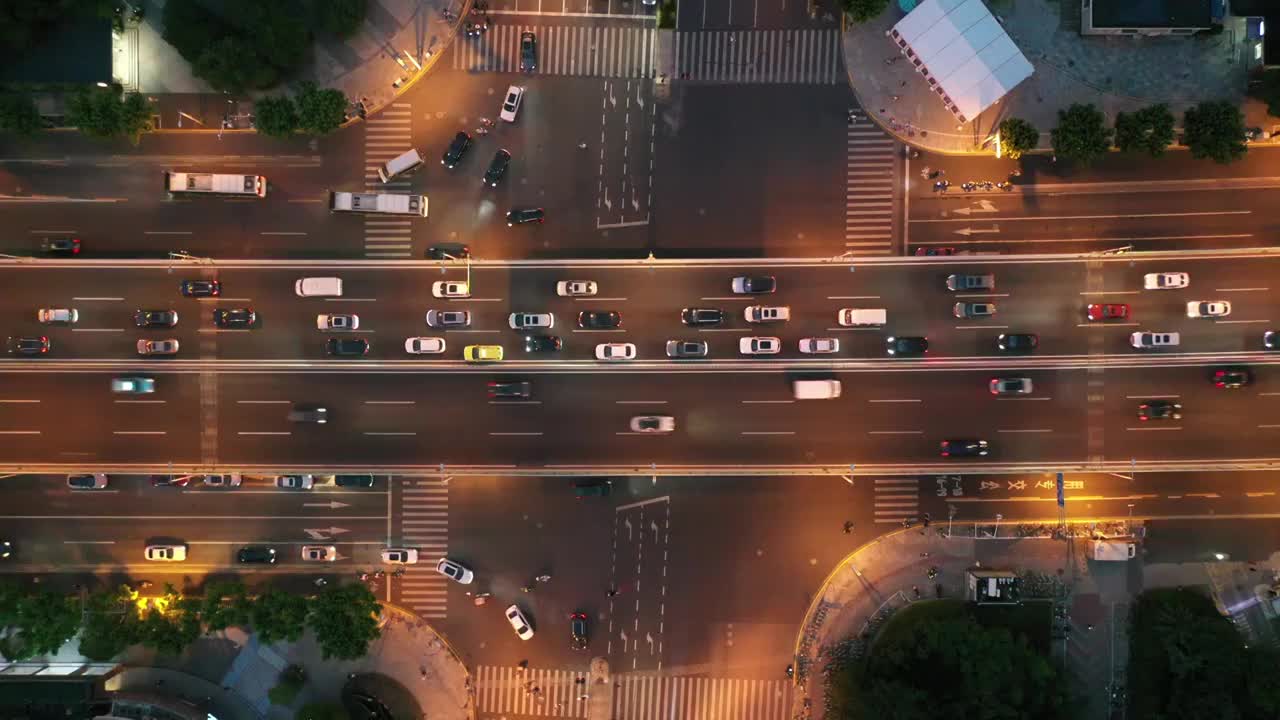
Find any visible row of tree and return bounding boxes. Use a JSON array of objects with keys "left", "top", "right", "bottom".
[{"left": 0, "top": 580, "right": 382, "bottom": 663}]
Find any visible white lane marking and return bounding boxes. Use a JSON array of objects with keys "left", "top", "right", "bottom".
[
  {"left": 740, "top": 431, "right": 795, "bottom": 435},
  {"left": 1126, "top": 426, "right": 1182, "bottom": 431},
  {"left": 63, "top": 540, "right": 116, "bottom": 544},
  {"left": 827, "top": 295, "right": 881, "bottom": 300},
  {"left": 997, "top": 397, "right": 1053, "bottom": 401},
  {"left": 261, "top": 231, "right": 308, "bottom": 236},
  {"left": 197, "top": 297, "right": 252, "bottom": 302},
  {"left": 364, "top": 432, "right": 417, "bottom": 436},
  {"left": 1215, "top": 287, "right": 1269, "bottom": 293},
  {"left": 365, "top": 400, "right": 416, "bottom": 405},
  {"left": 450, "top": 298, "right": 503, "bottom": 302},
  {"left": 615, "top": 400, "right": 667, "bottom": 404},
  {"left": 1076, "top": 323, "right": 1139, "bottom": 327},
  {"left": 742, "top": 400, "right": 794, "bottom": 404},
  {"left": 1079, "top": 290, "right": 1140, "bottom": 296},
  {"left": 1260, "top": 393, "right": 1280, "bottom": 396},
  {"left": 615, "top": 431, "right": 664, "bottom": 435},
  {"left": 699, "top": 328, "right": 751, "bottom": 332},
  {"left": 701, "top": 296, "right": 752, "bottom": 301},
  {"left": 1258, "top": 424, "right": 1280, "bottom": 429},
  {"left": 488, "top": 400, "right": 541, "bottom": 405},
  {"left": 72, "top": 297, "right": 124, "bottom": 301},
  {"left": 867, "top": 430, "right": 922, "bottom": 435},
  {"left": 448, "top": 329, "right": 501, "bottom": 333},
  {"left": 0, "top": 430, "right": 40, "bottom": 435},
  {"left": 914, "top": 210, "right": 1252, "bottom": 223},
  {"left": 998, "top": 428, "right": 1052, "bottom": 433},
  {"left": 826, "top": 326, "right": 882, "bottom": 332},
  {"left": 114, "top": 400, "right": 165, "bottom": 404},
  {"left": 237, "top": 431, "right": 291, "bottom": 436},
  {"left": 867, "top": 399, "right": 920, "bottom": 403},
  {"left": 488, "top": 432, "right": 543, "bottom": 436},
  {"left": 572, "top": 329, "right": 627, "bottom": 333},
  {"left": 955, "top": 293, "right": 1009, "bottom": 298},
  {"left": 328, "top": 298, "right": 377, "bottom": 302},
  {"left": 1216, "top": 319, "right": 1270, "bottom": 325},
  {"left": 576, "top": 297, "right": 627, "bottom": 301},
  {"left": 144, "top": 231, "right": 193, "bottom": 235},
  {"left": 955, "top": 325, "right": 1009, "bottom": 330},
  {"left": 0, "top": 400, "right": 39, "bottom": 403},
  {"left": 1126, "top": 394, "right": 1179, "bottom": 399},
  {"left": 112, "top": 431, "right": 166, "bottom": 435},
  {"left": 72, "top": 328, "right": 124, "bottom": 332},
  {"left": 237, "top": 400, "right": 291, "bottom": 404}
]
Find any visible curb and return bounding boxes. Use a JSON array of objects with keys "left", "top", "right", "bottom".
[{"left": 380, "top": 601, "right": 477, "bottom": 720}]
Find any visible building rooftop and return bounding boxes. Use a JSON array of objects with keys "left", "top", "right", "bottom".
[
  {"left": 1091, "top": 0, "right": 1213, "bottom": 29},
  {"left": 0, "top": 17, "right": 112, "bottom": 85}
]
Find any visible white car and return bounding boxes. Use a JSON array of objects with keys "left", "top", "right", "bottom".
[
  {"left": 435, "top": 557, "right": 474, "bottom": 584},
  {"left": 381, "top": 548, "right": 419, "bottom": 565},
  {"left": 989, "top": 377, "right": 1034, "bottom": 395},
  {"left": 137, "top": 339, "right": 179, "bottom": 356},
  {"left": 301, "top": 545, "right": 337, "bottom": 562},
  {"left": 505, "top": 604, "right": 535, "bottom": 640},
  {"left": 37, "top": 308, "right": 78, "bottom": 324},
  {"left": 1186, "top": 300, "right": 1231, "bottom": 318},
  {"left": 316, "top": 314, "right": 359, "bottom": 330},
  {"left": 556, "top": 280, "right": 598, "bottom": 297},
  {"left": 202, "top": 474, "right": 242, "bottom": 488},
  {"left": 145, "top": 544, "right": 187, "bottom": 562},
  {"left": 432, "top": 280, "right": 470, "bottom": 298},
  {"left": 499, "top": 85, "right": 524, "bottom": 122},
  {"left": 111, "top": 376, "right": 155, "bottom": 394},
  {"left": 799, "top": 337, "right": 839, "bottom": 354},
  {"left": 630, "top": 416, "right": 675, "bottom": 433},
  {"left": 1143, "top": 272, "right": 1189, "bottom": 290},
  {"left": 1130, "top": 331, "right": 1180, "bottom": 349},
  {"left": 595, "top": 342, "right": 636, "bottom": 361},
  {"left": 276, "top": 475, "right": 315, "bottom": 490},
  {"left": 740, "top": 336, "right": 781, "bottom": 355},
  {"left": 404, "top": 337, "right": 446, "bottom": 354},
  {"left": 509, "top": 312, "right": 554, "bottom": 330},
  {"left": 744, "top": 305, "right": 790, "bottom": 323}
]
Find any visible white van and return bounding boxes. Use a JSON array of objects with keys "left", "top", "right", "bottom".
[
  {"left": 378, "top": 148, "right": 425, "bottom": 183},
  {"left": 838, "top": 308, "right": 887, "bottom": 327},
  {"left": 295, "top": 277, "right": 344, "bottom": 298},
  {"left": 1130, "top": 331, "right": 1179, "bottom": 349},
  {"left": 793, "top": 379, "right": 842, "bottom": 399},
  {"left": 745, "top": 306, "right": 791, "bottom": 323}
]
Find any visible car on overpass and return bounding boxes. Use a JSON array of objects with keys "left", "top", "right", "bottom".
[
  {"left": 111, "top": 376, "right": 155, "bottom": 394},
  {"left": 464, "top": 345, "right": 504, "bottom": 363},
  {"left": 1143, "top": 272, "right": 1188, "bottom": 290},
  {"left": 939, "top": 439, "right": 989, "bottom": 458},
  {"left": 1138, "top": 400, "right": 1182, "bottom": 421},
  {"left": 41, "top": 236, "right": 81, "bottom": 256}
]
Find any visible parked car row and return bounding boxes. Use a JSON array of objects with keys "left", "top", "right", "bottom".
[{"left": 66, "top": 474, "right": 377, "bottom": 489}]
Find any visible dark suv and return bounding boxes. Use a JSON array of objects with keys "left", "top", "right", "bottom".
[
  {"left": 134, "top": 309, "right": 178, "bottom": 328},
  {"left": 940, "top": 439, "right": 989, "bottom": 458},
  {"left": 237, "top": 546, "right": 277, "bottom": 564},
  {"left": 520, "top": 31, "right": 537, "bottom": 72},
  {"left": 442, "top": 131, "right": 472, "bottom": 169},
  {"left": 8, "top": 336, "right": 49, "bottom": 355},
  {"left": 506, "top": 208, "right": 545, "bottom": 225},
  {"left": 213, "top": 308, "right": 256, "bottom": 328},
  {"left": 578, "top": 310, "right": 621, "bottom": 330},
  {"left": 41, "top": 236, "right": 80, "bottom": 256},
  {"left": 335, "top": 474, "right": 376, "bottom": 488},
  {"left": 484, "top": 149, "right": 512, "bottom": 187},
  {"left": 326, "top": 338, "right": 370, "bottom": 356},
  {"left": 180, "top": 279, "right": 221, "bottom": 297},
  {"left": 524, "top": 335, "right": 562, "bottom": 353},
  {"left": 681, "top": 308, "right": 724, "bottom": 327}
]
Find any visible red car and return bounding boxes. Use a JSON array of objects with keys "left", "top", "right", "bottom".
[{"left": 1086, "top": 303, "right": 1129, "bottom": 321}]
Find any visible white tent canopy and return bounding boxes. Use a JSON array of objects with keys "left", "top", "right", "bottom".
[{"left": 888, "top": 0, "right": 1034, "bottom": 123}]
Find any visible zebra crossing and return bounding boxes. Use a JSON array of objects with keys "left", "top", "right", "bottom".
[
  {"left": 453, "top": 25, "right": 656, "bottom": 77},
  {"left": 845, "top": 120, "right": 896, "bottom": 255},
  {"left": 872, "top": 477, "right": 919, "bottom": 524},
  {"left": 475, "top": 666, "right": 794, "bottom": 719},
  {"left": 362, "top": 104, "right": 414, "bottom": 258},
  {"left": 396, "top": 478, "right": 450, "bottom": 619},
  {"left": 673, "top": 29, "right": 842, "bottom": 84}
]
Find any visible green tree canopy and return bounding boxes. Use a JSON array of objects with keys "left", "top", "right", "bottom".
[
  {"left": 1114, "top": 104, "right": 1175, "bottom": 157},
  {"left": 138, "top": 586, "right": 202, "bottom": 656},
  {"left": 0, "top": 92, "right": 42, "bottom": 136},
  {"left": 252, "top": 589, "right": 310, "bottom": 644},
  {"left": 295, "top": 82, "right": 349, "bottom": 136},
  {"left": 8, "top": 590, "right": 81, "bottom": 659},
  {"left": 998, "top": 117, "right": 1038, "bottom": 160},
  {"left": 845, "top": 0, "right": 891, "bottom": 23},
  {"left": 162, "top": 0, "right": 312, "bottom": 92},
  {"left": 1051, "top": 103, "right": 1112, "bottom": 166},
  {"left": 1183, "top": 100, "right": 1247, "bottom": 164},
  {"left": 202, "top": 581, "right": 252, "bottom": 631},
  {"left": 1247, "top": 68, "right": 1280, "bottom": 118},
  {"left": 306, "top": 583, "right": 381, "bottom": 660},
  {"left": 295, "top": 702, "right": 348, "bottom": 720},
  {"left": 79, "top": 586, "right": 143, "bottom": 661},
  {"left": 254, "top": 95, "right": 299, "bottom": 138},
  {"left": 66, "top": 86, "right": 153, "bottom": 143},
  {"left": 309, "top": 0, "right": 368, "bottom": 37}
]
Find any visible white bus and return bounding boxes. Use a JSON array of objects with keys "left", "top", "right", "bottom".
[
  {"left": 329, "top": 191, "right": 427, "bottom": 217},
  {"left": 165, "top": 172, "right": 266, "bottom": 197}
]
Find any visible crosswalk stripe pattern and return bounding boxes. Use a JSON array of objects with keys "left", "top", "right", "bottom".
[
  {"left": 476, "top": 666, "right": 590, "bottom": 717},
  {"left": 453, "top": 25, "right": 656, "bottom": 77},
  {"left": 845, "top": 120, "right": 896, "bottom": 254},
  {"left": 674, "top": 30, "right": 841, "bottom": 84},
  {"left": 397, "top": 478, "right": 449, "bottom": 618},
  {"left": 363, "top": 104, "right": 414, "bottom": 258},
  {"left": 872, "top": 477, "right": 918, "bottom": 524}
]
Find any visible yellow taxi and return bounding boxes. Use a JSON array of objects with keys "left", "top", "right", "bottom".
[{"left": 463, "top": 344, "right": 504, "bottom": 362}]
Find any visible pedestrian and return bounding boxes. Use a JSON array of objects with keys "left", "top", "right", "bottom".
[
  {"left": 843, "top": 520, "right": 854, "bottom": 534},
  {"left": 607, "top": 588, "right": 617, "bottom": 597},
  {"left": 920, "top": 552, "right": 930, "bottom": 558}
]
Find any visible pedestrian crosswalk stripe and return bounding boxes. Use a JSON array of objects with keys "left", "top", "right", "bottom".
[
  {"left": 360, "top": 104, "right": 415, "bottom": 258},
  {"left": 872, "top": 477, "right": 919, "bottom": 523},
  {"left": 844, "top": 120, "right": 896, "bottom": 254},
  {"left": 394, "top": 477, "right": 450, "bottom": 618},
  {"left": 452, "top": 25, "right": 656, "bottom": 78},
  {"left": 673, "top": 29, "right": 841, "bottom": 84}
]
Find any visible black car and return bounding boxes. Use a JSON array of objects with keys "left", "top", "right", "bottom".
[
  {"left": 1213, "top": 367, "right": 1253, "bottom": 389},
  {"left": 506, "top": 208, "right": 545, "bottom": 226},
  {"left": 578, "top": 310, "right": 621, "bottom": 330},
  {"left": 1138, "top": 400, "right": 1182, "bottom": 421},
  {"left": 484, "top": 149, "right": 512, "bottom": 187},
  {"left": 237, "top": 546, "right": 277, "bottom": 564},
  {"left": 135, "top": 309, "right": 178, "bottom": 328},
  {"left": 524, "top": 335, "right": 563, "bottom": 353},
  {"left": 180, "top": 279, "right": 221, "bottom": 297},
  {"left": 442, "top": 131, "right": 472, "bottom": 169},
  {"left": 326, "top": 337, "right": 370, "bottom": 357},
  {"left": 573, "top": 479, "right": 611, "bottom": 498},
  {"left": 886, "top": 335, "right": 928, "bottom": 356},
  {"left": 681, "top": 308, "right": 724, "bottom": 327},
  {"left": 570, "top": 612, "right": 588, "bottom": 650},
  {"left": 335, "top": 474, "right": 376, "bottom": 488},
  {"left": 488, "top": 381, "right": 532, "bottom": 400},
  {"left": 41, "top": 236, "right": 80, "bottom": 256},
  {"left": 520, "top": 31, "right": 537, "bottom": 72},
  {"left": 288, "top": 405, "right": 328, "bottom": 423},
  {"left": 997, "top": 333, "right": 1039, "bottom": 352},
  {"left": 731, "top": 275, "right": 776, "bottom": 294},
  {"left": 213, "top": 308, "right": 256, "bottom": 328},
  {"left": 0, "top": 540, "right": 11, "bottom": 559},
  {"left": 426, "top": 244, "right": 471, "bottom": 260},
  {"left": 8, "top": 336, "right": 49, "bottom": 355},
  {"left": 940, "top": 439, "right": 989, "bottom": 458}
]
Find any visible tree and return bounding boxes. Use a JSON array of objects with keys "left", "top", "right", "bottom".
[
  {"left": 0, "top": 92, "right": 42, "bottom": 136},
  {"left": 845, "top": 0, "right": 891, "bottom": 23},
  {"left": 160, "top": 0, "right": 224, "bottom": 64},
  {"left": 1247, "top": 68, "right": 1280, "bottom": 118},
  {"left": 194, "top": 36, "right": 279, "bottom": 94},
  {"left": 202, "top": 581, "right": 252, "bottom": 631},
  {"left": 309, "top": 0, "right": 367, "bottom": 37},
  {"left": 138, "top": 586, "right": 202, "bottom": 655},
  {"left": 1183, "top": 100, "right": 1247, "bottom": 164},
  {"left": 65, "top": 86, "right": 153, "bottom": 143},
  {"left": 252, "top": 589, "right": 310, "bottom": 644},
  {"left": 1113, "top": 104, "right": 1175, "bottom": 157},
  {"left": 295, "top": 82, "right": 348, "bottom": 136},
  {"left": 163, "top": 0, "right": 311, "bottom": 92},
  {"left": 998, "top": 117, "right": 1038, "bottom": 159},
  {"left": 79, "top": 587, "right": 143, "bottom": 661},
  {"left": 1051, "top": 103, "right": 1111, "bottom": 165},
  {"left": 306, "top": 583, "right": 381, "bottom": 660},
  {"left": 254, "top": 95, "right": 300, "bottom": 138},
  {"left": 8, "top": 590, "right": 81, "bottom": 659}
]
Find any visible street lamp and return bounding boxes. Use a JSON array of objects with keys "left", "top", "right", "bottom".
[{"left": 994, "top": 513, "right": 1003, "bottom": 538}]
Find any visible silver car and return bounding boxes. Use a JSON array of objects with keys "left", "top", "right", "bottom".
[{"left": 425, "top": 309, "right": 471, "bottom": 328}]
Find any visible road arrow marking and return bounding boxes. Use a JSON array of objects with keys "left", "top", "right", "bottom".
[
  {"left": 955, "top": 226, "right": 1001, "bottom": 236},
  {"left": 954, "top": 200, "right": 998, "bottom": 215},
  {"left": 303, "top": 527, "right": 350, "bottom": 540},
  {"left": 303, "top": 501, "right": 351, "bottom": 509}
]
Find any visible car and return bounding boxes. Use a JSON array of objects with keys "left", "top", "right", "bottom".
[
  {"left": 202, "top": 474, "right": 242, "bottom": 487},
  {"left": 41, "top": 236, "right": 80, "bottom": 256},
  {"left": 506, "top": 604, "right": 535, "bottom": 640},
  {"left": 134, "top": 309, "right": 178, "bottom": 328},
  {"left": 524, "top": 335, "right": 563, "bottom": 353},
  {"left": 1143, "top": 272, "right": 1189, "bottom": 290},
  {"left": 744, "top": 305, "right": 790, "bottom": 323},
  {"left": 432, "top": 280, "right": 470, "bottom": 299},
  {"left": 573, "top": 479, "right": 611, "bottom": 498},
  {"left": 507, "top": 208, "right": 545, "bottom": 225},
  {"left": 276, "top": 475, "right": 315, "bottom": 490},
  {"left": 799, "top": 337, "right": 839, "bottom": 354},
  {"left": 237, "top": 546, "right": 277, "bottom": 564},
  {"left": 405, "top": 337, "right": 446, "bottom": 354},
  {"left": 67, "top": 473, "right": 108, "bottom": 490},
  {"left": 519, "top": 31, "right": 537, "bottom": 72},
  {"left": 989, "top": 377, "right": 1033, "bottom": 395},
  {"left": 151, "top": 475, "right": 193, "bottom": 487},
  {"left": 886, "top": 336, "right": 928, "bottom": 356},
  {"left": 213, "top": 308, "right": 256, "bottom": 328},
  {"left": 441, "top": 131, "right": 472, "bottom": 168},
  {"left": 1138, "top": 400, "right": 1182, "bottom": 421},
  {"left": 111, "top": 376, "right": 155, "bottom": 394},
  {"left": 301, "top": 545, "right": 337, "bottom": 562},
  {"left": 579, "top": 310, "right": 621, "bottom": 329},
  {"left": 595, "top": 343, "right": 636, "bottom": 360},
  {"left": 180, "top": 279, "right": 221, "bottom": 297},
  {"left": 1129, "top": 331, "right": 1179, "bottom": 349},
  {"left": 136, "top": 339, "right": 178, "bottom": 356},
  {"left": 436, "top": 558, "right": 474, "bottom": 584},
  {"left": 488, "top": 380, "right": 531, "bottom": 399},
  {"left": 425, "top": 310, "right": 471, "bottom": 328},
  {"left": 666, "top": 340, "right": 708, "bottom": 358},
  {"left": 954, "top": 302, "right": 996, "bottom": 319},
  {"left": 0, "top": 541, "right": 11, "bottom": 560},
  {"left": 556, "top": 280, "right": 598, "bottom": 297},
  {"left": 484, "top": 149, "right": 512, "bottom": 187},
  {"left": 499, "top": 85, "right": 524, "bottom": 122},
  {"left": 426, "top": 244, "right": 470, "bottom": 260},
  {"left": 1267, "top": 330, "right": 1280, "bottom": 350},
  {"left": 1086, "top": 303, "right": 1130, "bottom": 321},
  {"left": 37, "top": 308, "right": 78, "bottom": 324},
  {"left": 945, "top": 273, "right": 995, "bottom": 291},
  {"left": 731, "top": 275, "right": 776, "bottom": 294},
  {"left": 145, "top": 544, "right": 187, "bottom": 562},
  {"left": 997, "top": 333, "right": 1039, "bottom": 352},
  {"left": 914, "top": 247, "right": 956, "bottom": 256},
  {"left": 1186, "top": 300, "right": 1231, "bottom": 318},
  {"left": 570, "top": 612, "right": 589, "bottom": 650},
  {"left": 939, "top": 439, "right": 989, "bottom": 458},
  {"left": 464, "top": 345, "right": 504, "bottom": 362},
  {"left": 317, "top": 314, "right": 359, "bottom": 330},
  {"left": 630, "top": 416, "right": 675, "bottom": 433},
  {"left": 739, "top": 336, "right": 781, "bottom": 355},
  {"left": 509, "top": 312, "right": 554, "bottom": 330},
  {"left": 334, "top": 474, "right": 376, "bottom": 488},
  {"left": 326, "top": 337, "right": 370, "bottom": 356},
  {"left": 1212, "top": 367, "right": 1253, "bottom": 389},
  {"left": 682, "top": 308, "right": 724, "bottom": 327},
  {"left": 381, "top": 548, "right": 419, "bottom": 564},
  {"left": 288, "top": 405, "right": 328, "bottom": 424}
]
